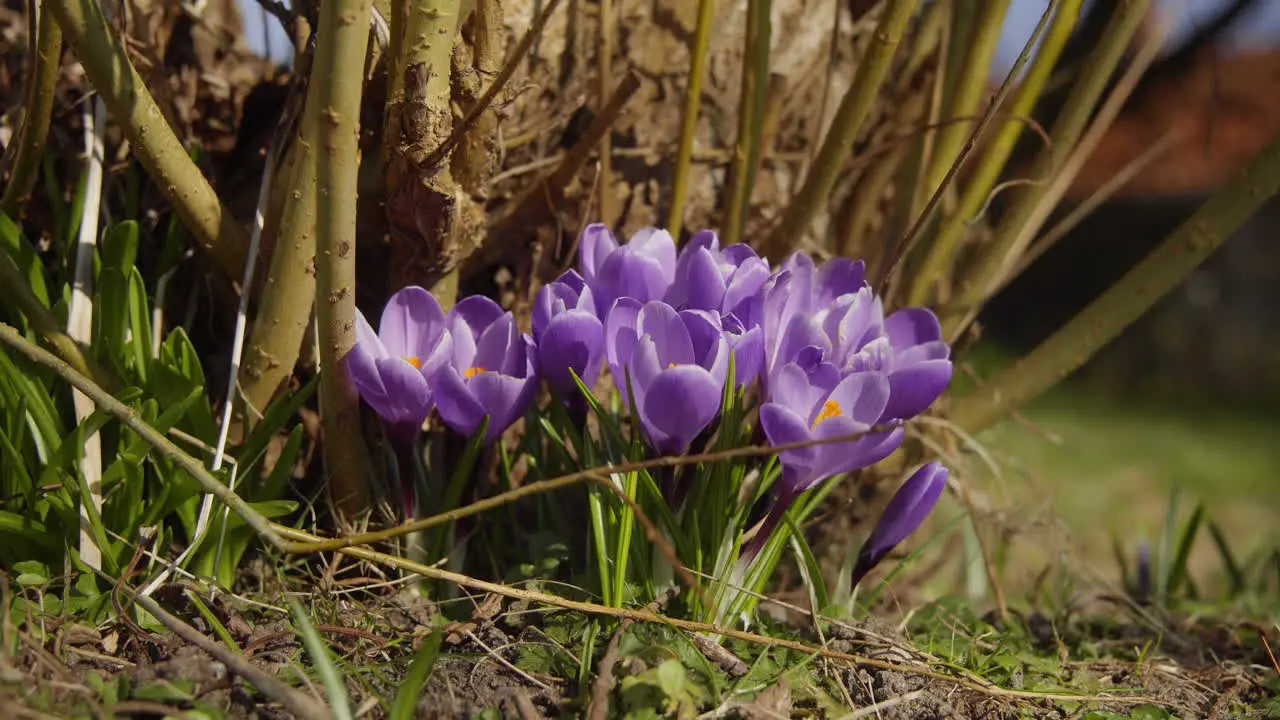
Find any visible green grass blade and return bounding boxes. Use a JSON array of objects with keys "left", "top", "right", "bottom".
[
  {"left": 289, "top": 598, "right": 351, "bottom": 720},
  {"left": 389, "top": 626, "right": 444, "bottom": 720},
  {"left": 1165, "top": 502, "right": 1205, "bottom": 599},
  {"left": 187, "top": 592, "right": 241, "bottom": 653},
  {"left": 1156, "top": 486, "right": 1180, "bottom": 599},
  {"left": 1206, "top": 521, "right": 1245, "bottom": 597},
  {"left": 785, "top": 514, "right": 829, "bottom": 616},
  {"left": 236, "top": 374, "right": 319, "bottom": 476},
  {"left": 0, "top": 213, "right": 51, "bottom": 308}
]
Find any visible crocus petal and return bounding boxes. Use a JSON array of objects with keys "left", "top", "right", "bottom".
[
  {"left": 770, "top": 362, "right": 821, "bottom": 418},
  {"left": 626, "top": 336, "right": 664, "bottom": 397},
  {"left": 721, "top": 243, "right": 758, "bottom": 266},
  {"left": 847, "top": 335, "right": 893, "bottom": 374},
  {"left": 896, "top": 339, "right": 951, "bottom": 367},
  {"left": 474, "top": 313, "right": 521, "bottom": 376},
  {"left": 759, "top": 401, "right": 820, "bottom": 487},
  {"left": 636, "top": 301, "right": 695, "bottom": 366},
  {"left": 811, "top": 427, "right": 904, "bottom": 488},
  {"left": 579, "top": 223, "right": 618, "bottom": 285},
  {"left": 826, "top": 288, "right": 883, "bottom": 361},
  {"left": 598, "top": 249, "right": 673, "bottom": 306},
  {"left": 379, "top": 286, "right": 446, "bottom": 361},
  {"left": 452, "top": 295, "right": 505, "bottom": 340},
  {"left": 820, "top": 371, "right": 891, "bottom": 429},
  {"left": 726, "top": 324, "right": 763, "bottom": 389},
  {"left": 771, "top": 315, "right": 830, "bottom": 378},
  {"left": 429, "top": 366, "right": 488, "bottom": 439},
  {"left": 722, "top": 257, "right": 770, "bottom": 318},
  {"left": 348, "top": 314, "right": 387, "bottom": 398},
  {"left": 851, "top": 462, "right": 948, "bottom": 586},
  {"left": 686, "top": 229, "right": 719, "bottom": 253},
  {"left": 368, "top": 356, "right": 433, "bottom": 426},
  {"left": 628, "top": 227, "right": 678, "bottom": 280},
  {"left": 680, "top": 309, "right": 727, "bottom": 382},
  {"left": 533, "top": 282, "right": 577, "bottom": 339},
  {"left": 639, "top": 366, "right": 722, "bottom": 455},
  {"left": 558, "top": 268, "right": 587, "bottom": 295},
  {"left": 539, "top": 309, "right": 605, "bottom": 397},
  {"left": 816, "top": 257, "right": 867, "bottom": 304},
  {"left": 882, "top": 359, "right": 953, "bottom": 422},
  {"left": 448, "top": 314, "right": 479, "bottom": 369},
  {"left": 669, "top": 245, "right": 726, "bottom": 311},
  {"left": 469, "top": 371, "right": 535, "bottom": 443},
  {"left": 354, "top": 309, "right": 390, "bottom": 360},
  {"left": 421, "top": 331, "right": 455, "bottom": 377},
  {"left": 605, "top": 297, "right": 642, "bottom": 374},
  {"left": 884, "top": 307, "right": 943, "bottom": 348}
]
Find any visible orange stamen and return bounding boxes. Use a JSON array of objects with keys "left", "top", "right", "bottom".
[
  {"left": 465, "top": 366, "right": 487, "bottom": 379},
  {"left": 812, "top": 399, "right": 843, "bottom": 429},
  {"left": 403, "top": 356, "right": 422, "bottom": 369}
]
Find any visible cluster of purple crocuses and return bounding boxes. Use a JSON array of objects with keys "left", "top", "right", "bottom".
[{"left": 347, "top": 224, "right": 954, "bottom": 574}]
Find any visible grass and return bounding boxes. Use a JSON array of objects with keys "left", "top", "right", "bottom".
[{"left": 937, "top": 340, "right": 1280, "bottom": 614}]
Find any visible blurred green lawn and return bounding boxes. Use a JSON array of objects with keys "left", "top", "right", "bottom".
[{"left": 958, "top": 344, "right": 1280, "bottom": 589}]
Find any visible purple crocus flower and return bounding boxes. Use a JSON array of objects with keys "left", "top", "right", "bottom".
[
  {"left": 758, "top": 253, "right": 952, "bottom": 422},
  {"left": 849, "top": 461, "right": 948, "bottom": 587},
  {"left": 429, "top": 296, "right": 539, "bottom": 444},
  {"left": 605, "top": 299, "right": 728, "bottom": 456},
  {"left": 579, "top": 224, "right": 677, "bottom": 319},
  {"left": 1134, "top": 540, "right": 1152, "bottom": 603},
  {"left": 744, "top": 360, "right": 904, "bottom": 560},
  {"left": 346, "top": 286, "right": 452, "bottom": 515},
  {"left": 880, "top": 308, "right": 953, "bottom": 422},
  {"left": 722, "top": 313, "right": 764, "bottom": 389},
  {"left": 347, "top": 286, "right": 452, "bottom": 429},
  {"left": 759, "top": 254, "right": 871, "bottom": 391},
  {"left": 666, "top": 229, "right": 770, "bottom": 322},
  {"left": 533, "top": 271, "right": 605, "bottom": 413}
]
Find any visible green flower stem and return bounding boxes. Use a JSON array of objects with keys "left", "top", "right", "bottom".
[
  {"left": 1, "top": 3, "right": 62, "bottom": 215},
  {"left": 0, "top": 321, "right": 286, "bottom": 550},
  {"left": 666, "top": 0, "right": 715, "bottom": 241},
  {"left": 920, "top": 0, "right": 1010, "bottom": 204},
  {"left": 307, "top": 0, "right": 376, "bottom": 516},
  {"left": 944, "top": 0, "right": 1150, "bottom": 336},
  {"left": 759, "top": 0, "right": 919, "bottom": 260},
  {"left": 239, "top": 129, "right": 318, "bottom": 415},
  {"left": 46, "top": 0, "right": 247, "bottom": 279},
  {"left": 906, "top": 0, "right": 1081, "bottom": 307},
  {"left": 284, "top": 425, "right": 886, "bottom": 555},
  {"left": 950, "top": 138, "right": 1280, "bottom": 435}
]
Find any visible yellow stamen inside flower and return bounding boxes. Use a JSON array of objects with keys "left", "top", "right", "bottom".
[
  {"left": 812, "top": 399, "right": 843, "bottom": 429},
  {"left": 403, "top": 356, "right": 422, "bottom": 369},
  {"left": 668, "top": 361, "right": 679, "bottom": 369},
  {"left": 465, "top": 366, "right": 487, "bottom": 379}
]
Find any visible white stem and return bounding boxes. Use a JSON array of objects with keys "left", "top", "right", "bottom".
[
  {"left": 68, "top": 96, "right": 107, "bottom": 571},
  {"left": 142, "top": 147, "right": 276, "bottom": 597},
  {"left": 152, "top": 249, "right": 194, "bottom": 359}
]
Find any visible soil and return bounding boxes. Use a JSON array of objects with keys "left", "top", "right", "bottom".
[{"left": 6, "top": 581, "right": 1275, "bottom": 718}]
